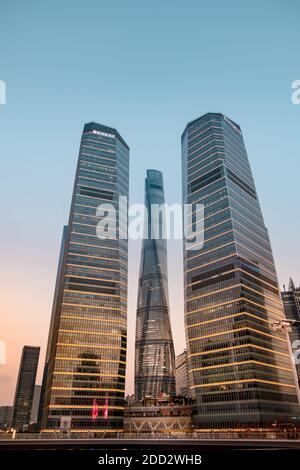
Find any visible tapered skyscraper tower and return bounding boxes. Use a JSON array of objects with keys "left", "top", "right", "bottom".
[
  {"left": 135, "top": 170, "right": 176, "bottom": 402},
  {"left": 41, "top": 123, "right": 129, "bottom": 434},
  {"left": 182, "top": 113, "right": 299, "bottom": 429}
]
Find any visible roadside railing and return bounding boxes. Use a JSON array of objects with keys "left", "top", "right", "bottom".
[{"left": 0, "top": 431, "right": 299, "bottom": 440}]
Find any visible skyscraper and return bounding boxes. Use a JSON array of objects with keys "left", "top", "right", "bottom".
[
  {"left": 12, "top": 346, "right": 40, "bottom": 431},
  {"left": 30, "top": 385, "right": 41, "bottom": 424},
  {"left": 41, "top": 123, "right": 129, "bottom": 434},
  {"left": 0, "top": 406, "right": 13, "bottom": 430},
  {"left": 135, "top": 169, "right": 176, "bottom": 402},
  {"left": 282, "top": 279, "right": 300, "bottom": 385},
  {"left": 38, "top": 225, "right": 68, "bottom": 430},
  {"left": 175, "top": 350, "right": 192, "bottom": 397},
  {"left": 182, "top": 113, "right": 299, "bottom": 429}
]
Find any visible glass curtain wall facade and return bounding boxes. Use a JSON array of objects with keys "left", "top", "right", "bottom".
[
  {"left": 182, "top": 113, "right": 299, "bottom": 429},
  {"left": 175, "top": 350, "right": 189, "bottom": 397},
  {"left": 12, "top": 346, "right": 40, "bottom": 431},
  {"left": 41, "top": 123, "right": 129, "bottom": 434},
  {"left": 135, "top": 170, "right": 176, "bottom": 402}
]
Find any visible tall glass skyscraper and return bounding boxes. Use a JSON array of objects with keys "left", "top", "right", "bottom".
[
  {"left": 182, "top": 113, "right": 299, "bottom": 429},
  {"left": 135, "top": 170, "right": 176, "bottom": 402},
  {"left": 12, "top": 346, "right": 40, "bottom": 431},
  {"left": 41, "top": 123, "right": 129, "bottom": 434}
]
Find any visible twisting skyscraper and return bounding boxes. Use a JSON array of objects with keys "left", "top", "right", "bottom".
[
  {"left": 41, "top": 123, "right": 129, "bottom": 434},
  {"left": 182, "top": 113, "right": 299, "bottom": 429},
  {"left": 135, "top": 170, "right": 176, "bottom": 402}
]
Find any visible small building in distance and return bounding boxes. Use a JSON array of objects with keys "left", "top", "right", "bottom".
[
  {"left": 0, "top": 406, "right": 13, "bottom": 431},
  {"left": 175, "top": 349, "right": 194, "bottom": 398},
  {"left": 12, "top": 346, "right": 40, "bottom": 431},
  {"left": 281, "top": 279, "right": 300, "bottom": 385},
  {"left": 30, "top": 385, "right": 41, "bottom": 424}
]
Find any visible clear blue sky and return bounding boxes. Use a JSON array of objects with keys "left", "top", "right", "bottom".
[{"left": 0, "top": 0, "right": 299, "bottom": 404}]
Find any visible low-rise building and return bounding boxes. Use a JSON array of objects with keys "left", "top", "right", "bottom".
[{"left": 124, "top": 397, "right": 193, "bottom": 437}]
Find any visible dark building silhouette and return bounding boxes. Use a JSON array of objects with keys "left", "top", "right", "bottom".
[
  {"left": 12, "top": 346, "right": 40, "bottom": 431},
  {"left": 0, "top": 406, "right": 13, "bottom": 430}
]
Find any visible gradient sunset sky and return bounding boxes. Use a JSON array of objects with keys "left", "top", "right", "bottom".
[{"left": 0, "top": 0, "right": 300, "bottom": 405}]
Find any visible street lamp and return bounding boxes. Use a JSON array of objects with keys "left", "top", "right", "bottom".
[{"left": 271, "top": 319, "right": 300, "bottom": 404}]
